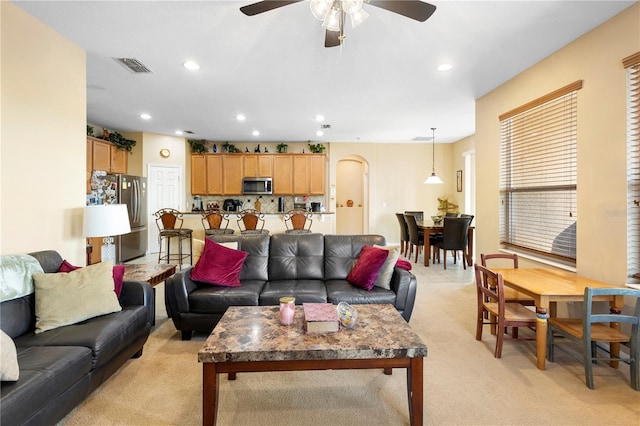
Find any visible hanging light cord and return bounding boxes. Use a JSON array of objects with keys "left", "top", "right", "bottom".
[{"left": 431, "top": 127, "right": 436, "bottom": 174}]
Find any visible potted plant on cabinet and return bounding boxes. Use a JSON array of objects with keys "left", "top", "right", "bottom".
[
  {"left": 308, "top": 143, "right": 326, "bottom": 153},
  {"left": 276, "top": 143, "right": 288, "bottom": 153}
]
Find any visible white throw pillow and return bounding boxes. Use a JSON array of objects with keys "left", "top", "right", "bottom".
[
  {"left": 373, "top": 245, "right": 401, "bottom": 289},
  {"left": 0, "top": 329, "right": 19, "bottom": 381},
  {"left": 33, "top": 261, "right": 122, "bottom": 334}
]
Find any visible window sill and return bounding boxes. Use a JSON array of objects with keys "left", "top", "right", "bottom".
[{"left": 499, "top": 248, "right": 577, "bottom": 273}]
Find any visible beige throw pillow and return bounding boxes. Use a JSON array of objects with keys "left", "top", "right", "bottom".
[
  {"left": 33, "top": 261, "right": 122, "bottom": 334},
  {"left": 0, "top": 330, "right": 19, "bottom": 381},
  {"left": 373, "top": 244, "right": 401, "bottom": 289}
]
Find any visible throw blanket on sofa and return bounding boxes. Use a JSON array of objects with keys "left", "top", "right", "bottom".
[{"left": 0, "top": 254, "right": 43, "bottom": 302}]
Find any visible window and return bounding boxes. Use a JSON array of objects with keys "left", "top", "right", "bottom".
[
  {"left": 625, "top": 52, "right": 640, "bottom": 282},
  {"left": 499, "top": 81, "right": 582, "bottom": 265}
]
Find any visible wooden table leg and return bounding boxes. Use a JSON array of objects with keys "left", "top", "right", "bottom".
[
  {"left": 535, "top": 307, "right": 548, "bottom": 370},
  {"left": 407, "top": 357, "right": 424, "bottom": 426},
  {"left": 203, "top": 363, "right": 219, "bottom": 426},
  {"left": 424, "top": 232, "right": 431, "bottom": 267}
]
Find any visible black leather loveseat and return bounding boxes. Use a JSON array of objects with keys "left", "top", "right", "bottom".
[
  {"left": 165, "top": 233, "right": 417, "bottom": 340},
  {"left": 0, "top": 250, "right": 154, "bottom": 426}
]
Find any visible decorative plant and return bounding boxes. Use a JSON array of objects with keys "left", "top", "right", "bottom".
[
  {"left": 188, "top": 139, "right": 207, "bottom": 154},
  {"left": 109, "top": 131, "right": 137, "bottom": 152},
  {"left": 308, "top": 143, "right": 326, "bottom": 153},
  {"left": 86, "top": 125, "right": 94, "bottom": 136},
  {"left": 276, "top": 143, "right": 288, "bottom": 153},
  {"left": 437, "top": 196, "right": 459, "bottom": 215}
]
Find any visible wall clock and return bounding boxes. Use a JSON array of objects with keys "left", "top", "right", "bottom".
[{"left": 160, "top": 148, "right": 171, "bottom": 158}]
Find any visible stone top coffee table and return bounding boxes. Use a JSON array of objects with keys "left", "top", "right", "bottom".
[{"left": 198, "top": 304, "right": 427, "bottom": 426}]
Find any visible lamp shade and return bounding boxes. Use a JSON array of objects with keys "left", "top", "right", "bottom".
[
  {"left": 424, "top": 173, "right": 444, "bottom": 184},
  {"left": 84, "top": 205, "right": 131, "bottom": 238}
]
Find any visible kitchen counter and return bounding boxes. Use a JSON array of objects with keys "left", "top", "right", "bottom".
[{"left": 178, "top": 211, "right": 336, "bottom": 240}]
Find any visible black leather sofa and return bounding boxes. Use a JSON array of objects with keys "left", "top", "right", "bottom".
[
  {"left": 0, "top": 250, "right": 154, "bottom": 426},
  {"left": 165, "top": 233, "right": 417, "bottom": 340}
]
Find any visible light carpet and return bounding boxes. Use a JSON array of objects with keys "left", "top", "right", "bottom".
[{"left": 58, "top": 260, "right": 640, "bottom": 425}]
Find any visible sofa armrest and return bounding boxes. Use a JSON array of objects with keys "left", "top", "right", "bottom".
[
  {"left": 119, "top": 280, "right": 154, "bottom": 325},
  {"left": 389, "top": 267, "right": 417, "bottom": 322},
  {"left": 165, "top": 267, "right": 198, "bottom": 315}
]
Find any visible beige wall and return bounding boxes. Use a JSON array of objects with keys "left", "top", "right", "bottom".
[
  {"left": 1, "top": 2, "right": 86, "bottom": 264},
  {"left": 476, "top": 3, "right": 639, "bottom": 283}
]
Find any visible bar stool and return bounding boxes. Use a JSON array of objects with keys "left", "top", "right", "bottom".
[{"left": 155, "top": 208, "right": 193, "bottom": 269}]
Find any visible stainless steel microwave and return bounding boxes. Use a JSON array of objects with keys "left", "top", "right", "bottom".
[{"left": 242, "top": 177, "right": 273, "bottom": 195}]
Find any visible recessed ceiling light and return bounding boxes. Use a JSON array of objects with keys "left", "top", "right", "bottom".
[
  {"left": 316, "top": 130, "right": 324, "bottom": 136},
  {"left": 252, "top": 130, "right": 260, "bottom": 137},
  {"left": 183, "top": 61, "right": 200, "bottom": 71},
  {"left": 140, "top": 113, "right": 152, "bottom": 120},
  {"left": 175, "top": 130, "right": 184, "bottom": 135},
  {"left": 236, "top": 114, "right": 246, "bottom": 121},
  {"left": 437, "top": 63, "right": 453, "bottom": 72},
  {"left": 315, "top": 115, "right": 325, "bottom": 122}
]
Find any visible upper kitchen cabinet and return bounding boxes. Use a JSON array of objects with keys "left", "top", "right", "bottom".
[
  {"left": 222, "top": 155, "right": 243, "bottom": 194},
  {"left": 292, "top": 154, "right": 325, "bottom": 195},
  {"left": 243, "top": 155, "right": 273, "bottom": 177},
  {"left": 87, "top": 136, "right": 128, "bottom": 193},
  {"left": 273, "top": 155, "right": 293, "bottom": 195},
  {"left": 191, "top": 154, "right": 225, "bottom": 195},
  {"left": 191, "top": 155, "right": 207, "bottom": 195}
]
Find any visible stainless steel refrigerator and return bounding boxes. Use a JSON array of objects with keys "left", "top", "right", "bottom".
[{"left": 99, "top": 174, "right": 148, "bottom": 263}]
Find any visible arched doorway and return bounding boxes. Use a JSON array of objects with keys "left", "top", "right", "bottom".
[{"left": 336, "top": 156, "right": 369, "bottom": 234}]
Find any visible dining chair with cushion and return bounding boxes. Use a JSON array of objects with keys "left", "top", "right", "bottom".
[
  {"left": 395, "top": 213, "right": 410, "bottom": 257},
  {"left": 432, "top": 216, "right": 473, "bottom": 269},
  {"left": 284, "top": 210, "right": 313, "bottom": 234},
  {"left": 237, "top": 209, "right": 269, "bottom": 234},
  {"left": 475, "top": 264, "right": 537, "bottom": 358},
  {"left": 547, "top": 287, "right": 640, "bottom": 390},
  {"left": 201, "top": 211, "right": 235, "bottom": 236},
  {"left": 155, "top": 208, "right": 193, "bottom": 268},
  {"left": 404, "top": 213, "right": 425, "bottom": 263}
]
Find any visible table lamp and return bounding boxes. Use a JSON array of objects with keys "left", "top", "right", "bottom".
[{"left": 84, "top": 204, "right": 131, "bottom": 263}]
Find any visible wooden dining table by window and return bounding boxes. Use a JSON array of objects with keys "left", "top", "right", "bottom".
[
  {"left": 416, "top": 221, "right": 474, "bottom": 267},
  {"left": 492, "top": 268, "right": 625, "bottom": 370}
]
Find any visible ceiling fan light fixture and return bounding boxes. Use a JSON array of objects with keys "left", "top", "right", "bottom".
[
  {"left": 322, "top": 6, "right": 342, "bottom": 32},
  {"left": 349, "top": 7, "right": 369, "bottom": 28},
  {"left": 310, "top": 0, "right": 333, "bottom": 21},
  {"left": 341, "top": 0, "right": 364, "bottom": 15}
]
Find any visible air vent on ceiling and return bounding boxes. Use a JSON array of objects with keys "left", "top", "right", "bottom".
[
  {"left": 321, "top": 124, "right": 331, "bottom": 129},
  {"left": 113, "top": 58, "right": 153, "bottom": 73},
  {"left": 412, "top": 136, "right": 431, "bottom": 141},
  {"left": 184, "top": 130, "right": 195, "bottom": 134}
]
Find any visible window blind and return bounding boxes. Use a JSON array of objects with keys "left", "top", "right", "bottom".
[
  {"left": 499, "top": 81, "right": 581, "bottom": 263},
  {"left": 625, "top": 52, "right": 640, "bottom": 281}
]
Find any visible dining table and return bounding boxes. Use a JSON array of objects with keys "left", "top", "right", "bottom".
[
  {"left": 416, "top": 221, "right": 475, "bottom": 267},
  {"left": 492, "top": 268, "right": 625, "bottom": 370}
]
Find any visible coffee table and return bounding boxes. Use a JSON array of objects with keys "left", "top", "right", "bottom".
[{"left": 198, "top": 304, "right": 427, "bottom": 425}]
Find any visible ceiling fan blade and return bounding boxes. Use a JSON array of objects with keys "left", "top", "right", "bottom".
[
  {"left": 325, "top": 30, "right": 341, "bottom": 48},
  {"left": 240, "top": 0, "right": 303, "bottom": 16},
  {"left": 368, "top": 0, "right": 436, "bottom": 22}
]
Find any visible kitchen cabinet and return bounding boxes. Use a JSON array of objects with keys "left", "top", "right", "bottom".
[
  {"left": 222, "top": 155, "right": 243, "bottom": 194},
  {"left": 292, "top": 154, "right": 325, "bottom": 195},
  {"left": 191, "top": 155, "right": 207, "bottom": 195},
  {"left": 206, "top": 155, "right": 223, "bottom": 194},
  {"left": 273, "top": 155, "right": 293, "bottom": 195},
  {"left": 87, "top": 136, "right": 128, "bottom": 193},
  {"left": 243, "top": 155, "right": 273, "bottom": 177},
  {"left": 191, "top": 155, "right": 225, "bottom": 195}
]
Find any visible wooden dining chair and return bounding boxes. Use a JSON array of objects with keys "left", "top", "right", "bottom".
[
  {"left": 201, "top": 211, "right": 235, "bottom": 236},
  {"left": 480, "top": 253, "right": 535, "bottom": 309},
  {"left": 284, "top": 210, "right": 313, "bottom": 233},
  {"left": 475, "top": 264, "right": 537, "bottom": 358},
  {"left": 547, "top": 287, "right": 640, "bottom": 390},
  {"left": 237, "top": 209, "right": 269, "bottom": 234},
  {"left": 432, "top": 216, "right": 473, "bottom": 269}
]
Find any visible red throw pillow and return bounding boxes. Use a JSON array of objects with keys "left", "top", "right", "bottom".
[
  {"left": 58, "top": 260, "right": 125, "bottom": 297},
  {"left": 347, "top": 245, "right": 389, "bottom": 291},
  {"left": 190, "top": 239, "right": 248, "bottom": 287},
  {"left": 395, "top": 258, "right": 413, "bottom": 271}
]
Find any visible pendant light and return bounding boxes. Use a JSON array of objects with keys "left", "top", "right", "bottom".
[{"left": 425, "top": 127, "right": 443, "bottom": 184}]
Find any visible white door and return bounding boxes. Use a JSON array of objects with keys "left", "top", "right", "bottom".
[{"left": 148, "top": 164, "right": 183, "bottom": 253}]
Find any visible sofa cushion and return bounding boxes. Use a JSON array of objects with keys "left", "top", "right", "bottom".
[
  {"left": 16, "top": 305, "right": 149, "bottom": 370},
  {"left": 0, "top": 345, "right": 92, "bottom": 426},
  {"left": 191, "top": 239, "right": 247, "bottom": 287},
  {"left": 347, "top": 245, "right": 389, "bottom": 291},
  {"left": 373, "top": 245, "right": 401, "bottom": 289},
  {"left": 326, "top": 280, "right": 397, "bottom": 306},
  {"left": 210, "top": 234, "right": 270, "bottom": 281},
  {"left": 259, "top": 280, "right": 328, "bottom": 305},
  {"left": 188, "top": 280, "right": 264, "bottom": 314},
  {"left": 33, "top": 261, "right": 122, "bottom": 333},
  {"left": 58, "top": 260, "right": 126, "bottom": 297},
  {"left": 0, "top": 330, "right": 19, "bottom": 381},
  {"left": 268, "top": 233, "right": 325, "bottom": 280},
  {"left": 324, "top": 235, "right": 386, "bottom": 280}
]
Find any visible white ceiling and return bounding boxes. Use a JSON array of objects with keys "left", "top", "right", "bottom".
[{"left": 14, "top": 0, "right": 636, "bottom": 144}]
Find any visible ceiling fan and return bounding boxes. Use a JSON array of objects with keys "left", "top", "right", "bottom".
[{"left": 240, "top": 0, "right": 436, "bottom": 48}]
